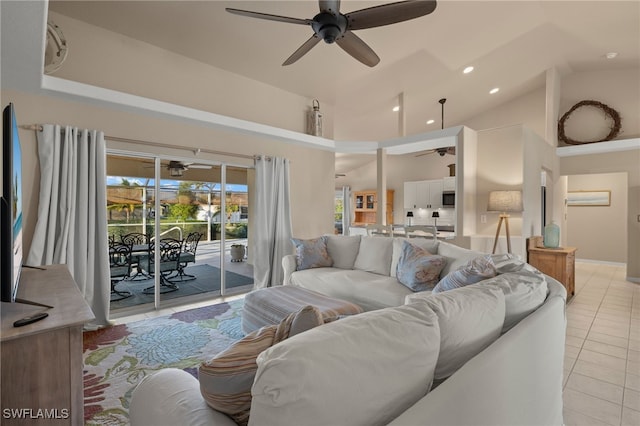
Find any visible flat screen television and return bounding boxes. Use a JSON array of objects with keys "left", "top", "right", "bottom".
[{"left": 1, "top": 102, "right": 24, "bottom": 302}]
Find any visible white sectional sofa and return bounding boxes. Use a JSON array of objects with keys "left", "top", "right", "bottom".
[
  {"left": 282, "top": 235, "right": 482, "bottom": 310},
  {"left": 130, "top": 235, "right": 567, "bottom": 426}
]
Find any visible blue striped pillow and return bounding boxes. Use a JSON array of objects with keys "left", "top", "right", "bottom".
[{"left": 433, "top": 255, "right": 497, "bottom": 293}]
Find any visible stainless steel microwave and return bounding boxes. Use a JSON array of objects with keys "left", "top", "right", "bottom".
[{"left": 442, "top": 191, "right": 455, "bottom": 207}]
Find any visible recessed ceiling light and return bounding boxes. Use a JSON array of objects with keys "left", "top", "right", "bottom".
[
  {"left": 605, "top": 52, "right": 618, "bottom": 59},
  {"left": 426, "top": 119, "right": 435, "bottom": 125},
  {"left": 489, "top": 87, "right": 500, "bottom": 94},
  {"left": 463, "top": 66, "right": 474, "bottom": 74},
  {"left": 392, "top": 105, "right": 400, "bottom": 112}
]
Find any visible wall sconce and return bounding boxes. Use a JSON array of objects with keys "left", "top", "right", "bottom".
[
  {"left": 487, "top": 190, "right": 523, "bottom": 254},
  {"left": 406, "top": 211, "right": 414, "bottom": 226}
]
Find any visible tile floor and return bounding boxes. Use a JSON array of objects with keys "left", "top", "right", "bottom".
[
  {"left": 563, "top": 262, "right": 640, "bottom": 426},
  {"left": 112, "top": 260, "right": 640, "bottom": 425}
]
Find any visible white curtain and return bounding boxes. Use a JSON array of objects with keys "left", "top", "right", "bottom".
[
  {"left": 253, "top": 156, "right": 293, "bottom": 288},
  {"left": 342, "top": 186, "right": 351, "bottom": 235},
  {"left": 27, "top": 125, "right": 111, "bottom": 327}
]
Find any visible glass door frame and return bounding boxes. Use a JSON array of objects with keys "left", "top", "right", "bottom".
[{"left": 107, "top": 148, "right": 239, "bottom": 314}]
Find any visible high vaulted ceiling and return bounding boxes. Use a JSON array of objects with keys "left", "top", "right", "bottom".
[{"left": 48, "top": 0, "right": 639, "bottom": 146}]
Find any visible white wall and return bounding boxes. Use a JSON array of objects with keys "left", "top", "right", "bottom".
[
  {"left": 48, "top": 11, "right": 336, "bottom": 139},
  {"left": 2, "top": 89, "right": 336, "bottom": 257},
  {"left": 462, "top": 87, "right": 546, "bottom": 140},
  {"left": 566, "top": 173, "right": 628, "bottom": 263},
  {"left": 560, "top": 69, "right": 640, "bottom": 144}
]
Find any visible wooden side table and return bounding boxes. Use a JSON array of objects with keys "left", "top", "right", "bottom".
[{"left": 527, "top": 236, "right": 576, "bottom": 299}]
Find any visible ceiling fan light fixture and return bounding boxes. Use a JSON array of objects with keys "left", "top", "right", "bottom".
[{"left": 170, "top": 167, "right": 183, "bottom": 177}]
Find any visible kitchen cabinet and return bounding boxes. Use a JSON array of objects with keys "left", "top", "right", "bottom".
[
  {"left": 353, "top": 190, "right": 394, "bottom": 225},
  {"left": 404, "top": 179, "right": 442, "bottom": 209},
  {"left": 443, "top": 176, "right": 456, "bottom": 192}
]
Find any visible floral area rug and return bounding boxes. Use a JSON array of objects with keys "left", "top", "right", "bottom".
[{"left": 83, "top": 298, "right": 245, "bottom": 425}]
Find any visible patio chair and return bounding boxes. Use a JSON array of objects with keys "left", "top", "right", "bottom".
[
  {"left": 109, "top": 241, "right": 133, "bottom": 301},
  {"left": 141, "top": 238, "right": 182, "bottom": 294},
  {"left": 121, "top": 232, "right": 151, "bottom": 280},
  {"left": 174, "top": 232, "right": 203, "bottom": 282}
]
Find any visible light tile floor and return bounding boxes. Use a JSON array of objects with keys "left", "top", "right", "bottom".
[{"left": 563, "top": 262, "right": 640, "bottom": 426}]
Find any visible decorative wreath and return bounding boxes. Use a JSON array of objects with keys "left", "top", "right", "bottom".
[{"left": 557, "top": 100, "right": 621, "bottom": 145}]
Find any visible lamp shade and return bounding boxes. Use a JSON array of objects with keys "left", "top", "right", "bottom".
[
  {"left": 431, "top": 211, "right": 440, "bottom": 218},
  {"left": 487, "top": 191, "right": 523, "bottom": 213},
  {"left": 406, "top": 211, "right": 414, "bottom": 217}
]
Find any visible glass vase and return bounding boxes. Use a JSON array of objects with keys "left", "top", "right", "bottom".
[{"left": 544, "top": 221, "right": 560, "bottom": 248}]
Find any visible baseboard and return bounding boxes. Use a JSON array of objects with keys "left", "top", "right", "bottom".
[{"left": 575, "top": 258, "right": 626, "bottom": 267}]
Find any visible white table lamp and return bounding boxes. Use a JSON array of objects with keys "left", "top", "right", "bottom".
[{"left": 487, "top": 190, "right": 523, "bottom": 254}]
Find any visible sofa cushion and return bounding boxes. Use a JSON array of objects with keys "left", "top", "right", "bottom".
[
  {"left": 353, "top": 236, "right": 394, "bottom": 276},
  {"left": 436, "top": 241, "right": 484, "bottom": 276},
  {"left": 250, "top": 304, "right": 441, "bottom": 426},
  {"left": 291, "top": 236, "right": 333, "bottom": 270},
  {"left": 478, "top": 256, "right": 549, "bottom": 333},
  {"left": 406, "top": 285, "right": 505, "bottom": 380},
  {"left": 432, "top": 255, "right": 497, "bottom": 293},
  {"left": 290, "top": 268, "right": 412, "bottom": 311},
  {"left": 396, "top": 241, "right": 446, "bottom": 292},
  {"left": 390, "top": 237, "right": 439, "bottom": 277},
  {"left": 199, "top": 306, "right": 323, "bottom": 425},
  {"left": 325, "top": 234, "right": 361, "bottom": 269}
]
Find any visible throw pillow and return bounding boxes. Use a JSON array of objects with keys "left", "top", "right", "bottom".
[
  {"left": 325, "top": 234, "right": 361, "bottom": 269},
  {"left": 436, "top": 241, "right": 484, "bottom": 276},
  {"left": 199, "top": 306, "right": 323, "bottom": 426},
  {"left": 250, "top": 304, "right": 441, "bottom": 426},
  {"left": 410, "top": 285, "right": 505, "bottom": 380},
  {"left": 390, "top": 237, "right": 439, "bottom": 276},
  {"left": 396, "top": 241, "right": 446, "bottom": 292},
  {"left": 432, "top": 255, "right": 497, "bottom": 293},
  {"left": 291, "top": 236, "right": 333, "bottom": 270},
  {"left": 353, "top": 236, "right": 394, "bottom": 276}
]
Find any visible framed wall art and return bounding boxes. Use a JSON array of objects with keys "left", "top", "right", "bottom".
[{"left": 567, "top": 190, "right": 611, "bottom": 206}]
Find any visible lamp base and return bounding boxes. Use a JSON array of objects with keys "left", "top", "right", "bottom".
[{"left": 492, "top": 214, "right": 512, "bottom": 254}]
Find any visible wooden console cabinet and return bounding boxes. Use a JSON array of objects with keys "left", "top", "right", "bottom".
[
  {"left": 1, "top": 265, "right": 95, "bottom": 425},
  {"left": 527, "top": 237, "right": 576, "bottom": 299}
]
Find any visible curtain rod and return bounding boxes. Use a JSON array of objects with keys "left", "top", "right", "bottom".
[{"left": 20, "top": 124, "right": 268, "bottom": 161}]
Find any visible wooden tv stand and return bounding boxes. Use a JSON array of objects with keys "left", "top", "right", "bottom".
[{"left": 1, "top": 264, "right": 95, "bottom": 425}]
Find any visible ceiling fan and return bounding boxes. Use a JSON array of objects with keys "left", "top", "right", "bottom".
[
  {"left": 226, "top": 0, "right": 437, "bottom": 67},
  {"left": 415, "top": 146, "right": 455, "bottom": 157},
  {"left": 145, "top": 160, "right": 212, "bottom": 177}
]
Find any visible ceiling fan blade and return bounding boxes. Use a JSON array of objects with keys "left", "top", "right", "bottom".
[
  {"left": 346, "top": 0, "right": 437, "bottom": 30},
  {"left": 283, "top": 35, "right": 321, "bottom": 66},
  {"left": 319, "top": 0, "right": 341, "bottom": 15},
  {"left": 225, "top": 8, "right": 312, "bottom": 26},
  {"left": 188, "top": 164, "right": 212, "bottom": 169},
  {"left": 336, "top": 31, "right": 379, "bottom": 67}
]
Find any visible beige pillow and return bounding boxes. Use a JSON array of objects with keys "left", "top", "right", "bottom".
[
  {"left": 250, "top": 304, "right": 441, "bottom": 426},
  {"left": 198, "top": 306, "right": 323, "bottom": 425}
]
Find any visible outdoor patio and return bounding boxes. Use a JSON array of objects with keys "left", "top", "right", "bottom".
[{"left": 109, "top": 239, "right": 254, "bottom": 313}]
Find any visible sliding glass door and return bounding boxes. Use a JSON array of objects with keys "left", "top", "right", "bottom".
[{"left": 106, "top": 153, "right": 253, "bottom": 315}]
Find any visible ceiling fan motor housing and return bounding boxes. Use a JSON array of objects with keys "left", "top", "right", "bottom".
[{"left": 312, "top": 12, "right": 347, "bottom": 43}]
